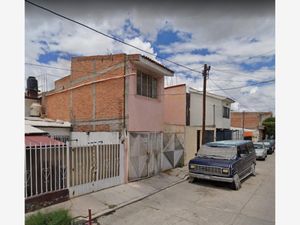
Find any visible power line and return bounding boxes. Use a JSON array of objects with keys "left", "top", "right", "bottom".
[
  {"left": 248, "top": 49, "right": 275, "bottom": 59},
  {"left": 208, "top": 79, "right": 275, "bottom": 92},
  {"left": 26, "top": 62, "right": 274, "bottom": 93},
  {"left": 25, "top": 0, "right": 274, "bottom": 101},
  {"left": 211, "top": 67, "right": 274, "bottom": 78},
  {"left": 209, "top": 77, "right": 267, "bottom": 83},
  {"left": 208, "top": 79, "right": 254, "bottom": 112},
  {"left": 26, "top": 62, "right": 75, "bottom": 72},
  {"left": 25, "top": 72, "right": 63, "bottom": 78},
  {"left": 25, "top": 0, "right": 203, "bottom": 74},
  {"left": 210, "top": 50, "right": 275, "bottom": 68},
  {"left": 212, "top": 66, "right": 274, "bottom": 73}
]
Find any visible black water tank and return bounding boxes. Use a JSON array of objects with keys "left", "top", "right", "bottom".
[{"left": 27, "top": 76, "right": 38, "bottom": 91}]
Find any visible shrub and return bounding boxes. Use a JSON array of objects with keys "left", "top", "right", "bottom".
[{"left": 25, "top": 209, "right": 72, "bottom": 225}]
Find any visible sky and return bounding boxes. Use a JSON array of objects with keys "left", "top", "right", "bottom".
[{"left": 25, "top": 0, "right": 275, "bottom": 113}]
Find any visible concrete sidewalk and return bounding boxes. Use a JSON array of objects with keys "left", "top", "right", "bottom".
[{"left": 26, "top": 166, "right": 188, "bottom": 222}]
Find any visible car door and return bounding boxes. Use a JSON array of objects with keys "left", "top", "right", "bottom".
[
  {"left": 235, "top": 145, "right": 246, "bottom": 177},
  {"left": 245, "top": 143, "right": 255, "bottom": 171},
  {"left": 238, "top": 144, "right": 250, "bottom": 178}
]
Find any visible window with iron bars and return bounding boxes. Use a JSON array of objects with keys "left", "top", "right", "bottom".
[{"left": 137, "top": 71, "right": 158, "bottom": 98}]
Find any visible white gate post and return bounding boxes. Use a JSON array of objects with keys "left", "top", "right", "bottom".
[
  {"left": 160, "top": 132, "right": 163, "bottom": 172},
  {"left": 66, "top": 141, "right": 70, "bottom": 189},
  {"left": 96, "top": 144, "right": 99, "bottom": 182},
  {"left": 120, "top": 143, "right": 125, "bottom": 183}
]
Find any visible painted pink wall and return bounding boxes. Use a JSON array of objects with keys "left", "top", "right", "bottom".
[
  {"left": 128, "top": 73, "right": 164, "bottom": 132},
  {"left": 164, "top": 85, "right": 186, "bottom": 125}
]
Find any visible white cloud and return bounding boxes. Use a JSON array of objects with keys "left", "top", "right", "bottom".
[{"left": 25, "top": 1, "right": 275, "bottom": 113}]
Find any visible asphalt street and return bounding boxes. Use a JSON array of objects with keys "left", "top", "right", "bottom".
[{"left": 98, "top": 153, "right": 275, "bottom": 225}]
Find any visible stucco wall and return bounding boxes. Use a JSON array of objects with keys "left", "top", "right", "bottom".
[
  {"left": 163, "top": 85, "right": 186, "bottom": 125},
  {"left": 127, "top": 67, "right": 165, "bottom": 132},
  {"left": 184, "top": 126, "right": 216, "bottom": 165},
  {"left": 190, "top": 93, "right": 231, "bottom": 129}
]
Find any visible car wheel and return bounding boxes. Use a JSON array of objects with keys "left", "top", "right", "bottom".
[
  {"left": 189, "top": 176, "right": 195, "bottom": 183},
  {"left": 251, "top": 163, "right": 256, "bottom": 176},
  {"left": 231, "top": 174, "right": 241, "bottom": 190}
]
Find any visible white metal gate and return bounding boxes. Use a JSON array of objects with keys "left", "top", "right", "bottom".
[
  {"left": 68, "top": 142, "right": 124, "bottom": 197},
  {"left": 25, "top": 138, "right": 124, "bottom": 200},
  {"left": 161, "top": 133, "right": 184, "bottom": 171},
  {"left": 128, "top": 132, "right": 162, "bottom": 181}
]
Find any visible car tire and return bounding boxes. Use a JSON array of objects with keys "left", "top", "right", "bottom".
[
  {"left": 251, "top": 163, "right": 256, "bottom": 176},
  {"left": 189, "top": 176, "right": 195, "bottom": 183},
  {"left": 232, "top": 174, "right": 241, "bottom": 190}
]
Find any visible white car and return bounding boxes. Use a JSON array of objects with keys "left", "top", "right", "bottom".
[{"left": 253, "top": 142, "right": 268, "bottom": 160}]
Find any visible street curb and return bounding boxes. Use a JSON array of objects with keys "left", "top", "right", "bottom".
[{"left": 74, "top": 175, "right": 189, "bottom": 222}]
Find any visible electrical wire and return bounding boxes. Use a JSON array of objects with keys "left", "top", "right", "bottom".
[
  {"left": 208, "top": 79, "right": 255, "bottom": 112},
  {"left": 25, "top": 0, "right": 274, "bottom": 100},
  {"left": 210, "top": 49, "right": 275, "bottom": 68},
  {"left": 211, "top": 67, "right": 274, "bottom": 78},
  {"left": 25, "top": 0, "right": 203, "bottom": 74},
  {"left": 208, "top": 79, "right": 275, "bottom": 92}
]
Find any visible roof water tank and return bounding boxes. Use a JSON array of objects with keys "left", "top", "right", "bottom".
[
  {"left": 27, "top": 76, "right": 38, "bottom": 98},
  {"left": 27, "top": 76, "right": 38, "bottom": 91}
]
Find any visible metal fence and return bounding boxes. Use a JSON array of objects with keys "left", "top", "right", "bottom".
[
  {"left": 25, "top": 143, "right": 67, "bottom": 199},
  {"left": 25, "top": 141, "right": 124, "bottom": 199},
  {"left": 68, "top": 143, "right": 124, "bottom": 197}
]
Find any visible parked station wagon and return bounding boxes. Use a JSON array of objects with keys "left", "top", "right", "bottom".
[{"left": 189, "top": 140, "right": 256, "bottom": 190}]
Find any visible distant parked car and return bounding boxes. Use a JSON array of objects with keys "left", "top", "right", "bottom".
[
  {"left": 188, "top": 140, "right": 256, "bottom": 190},
  {"left": 265, "top": 139, "right": 275, "bottom": 152},
  {"left": 253, "top": 142, "right": 268, "bottom": 160},
  {"left": 263, "top": 141, "right": 274, "bottom": 154}
]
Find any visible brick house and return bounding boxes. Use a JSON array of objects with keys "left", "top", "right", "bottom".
[
  {"left": 43, "top": 53, "right": 174, "bottom": 181},
  {"left": 231, "top": 111, "right": 273, "bottom": 141}
]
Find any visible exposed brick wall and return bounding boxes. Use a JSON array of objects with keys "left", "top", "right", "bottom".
[
  {"left": 55, "top": 75, "right": 71, "bottom": 89},
  {"left": 44, "top": 54, "right": 127, "bottom": 132},
  {"left": 231, "top": 112, "right": 273, "bottom": 129},
  {"left": 44, "top": 53, "right": 171, "bottom": 133},
  {"left": 46, "top": 91, "right": 70, "bottom": 121},
  {"left": 95, "top": 67, "right": 124, "bottom": 120},
  {"left": 72, "top": 85, "right": 93, "bottom": 120},
  {"left": 72, "top": 125, "right": 94, "bottom": 132},
  {"left": 95, "top": 124, "right": 111, "bottom": 131}
]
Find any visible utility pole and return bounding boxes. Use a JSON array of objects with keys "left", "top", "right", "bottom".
[
  {"left": 242, "top": 111, "right": 245, "bottom": 140},
  {"left": 201, "top": 64, "right": 211, "bottom": 146}
]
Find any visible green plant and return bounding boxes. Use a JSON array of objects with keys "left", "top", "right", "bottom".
[
  {"left": 25, "top": 209, "right": 72, "bottom": 225},
  {"left": 262, "top": 117, "right": 275, "bottom": 138}
]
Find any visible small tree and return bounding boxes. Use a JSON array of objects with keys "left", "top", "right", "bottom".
[{"left": 262, "top": 117, "right": 275, "bottom": 139}]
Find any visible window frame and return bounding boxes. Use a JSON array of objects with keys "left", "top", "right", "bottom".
[
  {"left": 136, "top": 70, "right": 158, "bottom": 99},
  {"left": 223, "top": 106, "right": 230, "bottom": 119}
]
